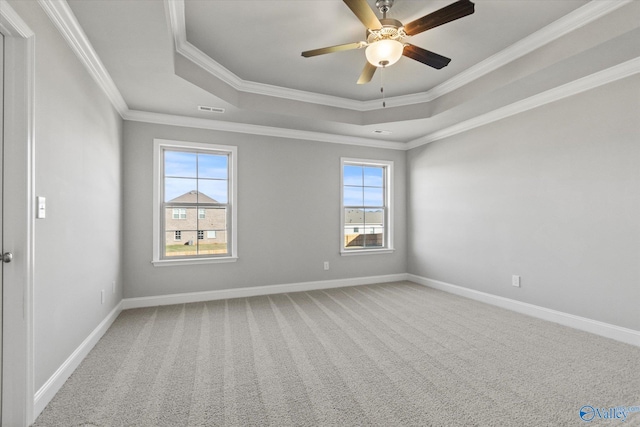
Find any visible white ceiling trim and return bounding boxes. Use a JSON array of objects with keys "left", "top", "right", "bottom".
[
  {"left": 165, "top": 0, "right": 366, "bottom": 111},
  {"left": 123, "top": 109, "right": 405, "bottom": 150},
  {"left": 38, "top": 0, "right": 637, "bottom": 152},
  {"left": 417, "top": 0, "right": 633, "bottom": 104},
  {"left": 37, "top": 0, "right": 128, "bottom": 116},
  {"left": 0, "top": 0, "right": 35, "bottom": 37},
  {"left": 406, "top": 56, "right": 640, "bottom": 150},
  {"left": 169, "top": 0, "right": 631, "bottom": 112},
  {"left": 38, "top": 0, "right": 396, "bottom": 148}
]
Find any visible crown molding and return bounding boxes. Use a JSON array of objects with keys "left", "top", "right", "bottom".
[
  {"left": 418, "top": 0, "right": 633, "bottom": 103},
  {"left": 123, "top": 109, "right": 406, "bottom": 150},
  {"left": 167, "top": 0, "right": 368, "bottom": 111},
  {"left": 0, "top": 0, "right": 34, "bottom": 37},
  {"left": 406, "top": 56, "right": 640, "bottom": 150},
  {"left": 169, "top": 0, "right": 631, "bottom": 112},
  {"left": 178, "top": 39, "right": 369, "bottom": 112},
  {"left": 38, "top": 0, "right": 128, "bottom": 116},
  {"left": 36, "top": 0, "right": 401, "bottom": 149},
  {"left": 39, "top": 0, "right": 637, "bottom": 151}
]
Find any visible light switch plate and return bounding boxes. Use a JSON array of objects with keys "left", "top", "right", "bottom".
[{"left": 37, "top": 196, "right": 46, "bottom": 219}]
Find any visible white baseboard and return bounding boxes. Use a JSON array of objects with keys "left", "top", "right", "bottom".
[
  {"left": 408, "top": 274, "right": 640, "bottom": 347},
  {"left": 33, "top": 301, "right": 123, "bottom": 419},
  {"left": 122, "top": 273, "right": 410, "bottom": 310},
  {"left": 36, "top": 271, "right": 636, "bottom": 423}
]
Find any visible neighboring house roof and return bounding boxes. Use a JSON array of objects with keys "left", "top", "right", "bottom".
[
  {"left": 345, "top": 209, "right": 383, "bottom": 225},
  {"left": 168, "top": 190, "right": 218, "bottom": 203}
]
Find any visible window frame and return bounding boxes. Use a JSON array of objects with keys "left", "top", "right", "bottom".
[
  {"left": 340, "top": 158, "right": 394, "bottom": 256},
  {"left": 152, "top": 139, "right": 238, "bottom": 266}
]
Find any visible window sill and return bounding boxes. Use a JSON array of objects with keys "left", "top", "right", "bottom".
[
  {"left": 152, "top": 256, "right": 238, "bottom": 267},
  {"left": 340, "top": 248, "right": 395, "bottom": 256}
]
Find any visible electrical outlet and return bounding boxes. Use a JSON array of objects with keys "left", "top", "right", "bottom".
[
  {"left": 101, "top": 289, "right": 105, "bottom": 304},
  {"left": 512, "top": 275, "right": 521, "bottom": 287},
  {"left": 324, "top": 261, "right": 330, "bottom": 271}
]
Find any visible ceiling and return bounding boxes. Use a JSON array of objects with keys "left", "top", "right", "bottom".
[{"left": 62, "top": 0, "right": 638, "bottom": 146}]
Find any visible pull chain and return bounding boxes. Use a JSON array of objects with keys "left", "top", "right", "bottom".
[{"left": 380, "top": 65, "right": 386, "bottom": 108}]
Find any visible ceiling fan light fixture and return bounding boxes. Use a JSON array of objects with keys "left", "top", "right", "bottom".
[{"left": 365, "top": 39, "right": 404, "bottom": 67}]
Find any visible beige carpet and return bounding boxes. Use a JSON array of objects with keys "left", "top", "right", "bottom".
[{"left": 34, "top": 281, "right": 640, "bottom": 426}]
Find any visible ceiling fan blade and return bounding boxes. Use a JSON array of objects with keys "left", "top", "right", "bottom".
[
  {"left": 403, "top": 44, "right": 451, "bottom": 69},
  {"left": 343, "top": 0, "right": 382, "bottom": 30},
  {"left": 302, "top": 42, "right": 365, "bottom": 58},
  {"left": 357, "top": 62, "right": 377, "bottom": 84},
  {"left": 404, "top": 0, "right": 475, "bottom": 36}
]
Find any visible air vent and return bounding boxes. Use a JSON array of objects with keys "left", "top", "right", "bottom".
[
  {"left": 198, "top": 105, "right": 225, "bottom": 114},
  {"left": 373, "top": 130, "right": 392, "bottom": 135}
]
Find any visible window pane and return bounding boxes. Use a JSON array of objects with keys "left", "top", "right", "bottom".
[
  {"left": 344, "top": 228, "right": 364, "bottom": 248},
  {"left": 343, "top": 165, "right": 363, "bottom": 186},
  {"left": 198, "top": 207, "right": 227, "bottom": 232},
  {"left": 197, "top": 230, "right": 228, "bottom": 255},
  {"left": 165, "top": 230, "right": 198, "bottom": 257},
  {"left": 364, "top": 232, "right": 383, "bottom": 247},
  {"left": 344, "top": 208, "right": 364, "bottom": 226},
  {"left": 197, "top": 207, "right": 227, "bottom": 256},
  {"left": 364, "top": 208, "right": 384, "bottom": 227},
  {"left": 198, "top": 153, "right": 228, "bottom": 179},
  {"left": 198, "top": 179, "right": 227, "bottom": 204},
  {"left": 165, "top": 207, "right": 197, "bottom": 231},
  {"left": 165, "top": 151, "right": 197, "bottom": 178},
  {"left": 364, "top": 208, "right": 384, "bottom": 247},
  {"left": 343, "top": 186, "right": 363, "bottom": 206},
  {"left": 363, "top": 187, "right": 383, "bottom": 206},
  {"left": 165, "top": 178, "right": 197, "bottom": 202},
  {"left": 363, "top": 166, "right": 383, "bottom": 187}
]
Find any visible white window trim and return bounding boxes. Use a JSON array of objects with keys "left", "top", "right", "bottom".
[
  {"left": 340, "top": 157, "right": 394, "bottom": 256},
  {"left": 152, "top": 138, "right": 238, "bottom": 266}
]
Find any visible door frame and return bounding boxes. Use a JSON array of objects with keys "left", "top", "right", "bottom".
[{"left": 0, "top": 2, "right": 35, "bottom": 426}]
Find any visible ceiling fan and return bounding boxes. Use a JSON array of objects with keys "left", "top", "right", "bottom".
[{"left": 301, "top": 0, "right": 475, "bottom": 84}]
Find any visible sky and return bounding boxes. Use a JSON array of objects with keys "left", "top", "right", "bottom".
[
  {"left": 343, "top": 164, "right": 384, "bottom": 207},
  {"left": 164, "top": 151, "right": 228, "bottom": 203}
]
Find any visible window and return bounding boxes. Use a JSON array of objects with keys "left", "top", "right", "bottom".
[
  {"left": 341, "top": 158, "right": 393, "bottom": 254},
  {"left": 153, "top": 139, "right": 238, "bottom": 265},
  {"left": 173, "top": 208, "right": 187, "bottom": 219}
]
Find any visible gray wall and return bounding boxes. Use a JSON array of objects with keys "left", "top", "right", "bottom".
[
  {"left": 9, "top": 1, "right": 124, "bottom": 392},
  {"left": 407, "top": 75, "right": 640, "bottom": 331},
  {"left": 123, "top": 122, "right": 406, "bottom": 298}
]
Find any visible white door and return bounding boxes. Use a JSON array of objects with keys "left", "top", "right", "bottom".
[
  {"left": 0, "top": 31, "right": 5, "bottom": 422},
  {"left": 1, "top": 14, "right": 33, "bottom": 423}
]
